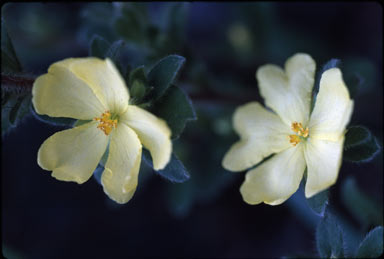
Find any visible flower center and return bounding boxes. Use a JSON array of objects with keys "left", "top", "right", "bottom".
[
  {"left": 289, "top": 122, "right": 309, "bottom": 146},
  {"left": 94, "top": 111, "right": 118, "bottom": 135}
]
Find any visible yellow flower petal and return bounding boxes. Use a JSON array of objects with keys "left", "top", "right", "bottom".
[
  {"left": 32, "top": 60, "right": 107, "bottom": 120},
  {"left": 256, "top": 53, "right": 316, "bottom": 126},
  {"left": 37, "top": 122, "right": 109, "bottom": 184},
  {"left": 120, "top": 105, "right": 172, "bottom": 170},
  {"left": 222, "top": 102, "right": 292, "bottom": 172},
  {"left": 309, "top": 68, "right": 354, "bottom": 141},
  {"left": 240, "top": 145, "right": 306, "bottom": 205},
  {"left": 65, "top": 57, "right": 130, "bottom": 114},
  {"left": 101, "top": 123, "right": 142, "bottom": 204},
  {"left": 304, "top": 136, "right": 344, "bottom": 198}
]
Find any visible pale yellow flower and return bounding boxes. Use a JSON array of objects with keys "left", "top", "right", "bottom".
[
  {"left": 222, "top": 53, "right": 354, "bottom": 205},
  {"left": 32, "top": 57, "right": 172, "bottom": 204}
]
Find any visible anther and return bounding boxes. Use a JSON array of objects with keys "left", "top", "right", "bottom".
[{"left": 94, "top": 111, "right": 118, "bottom": 135}]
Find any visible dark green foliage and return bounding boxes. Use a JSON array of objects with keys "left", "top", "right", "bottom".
[
  {"left": 1, "top": 18, "right": 22, "bottom": 73},
  {"left": 147, "top": 55, "right": 186, "bottom": 101},
  {"left": 128, "top": 66, "right": 149, "bottom": 104},
  {"left": 2, "top": 93, "right": 31, "bottom": 136},
  {"left": 89, "top": 35, "right": 126, "bottom": 74},
  {"left": 355, "top": 226, "right": 383, "bottom": 258},
  {"left": 344, "top": 126, "right": 381, "bottom": 163},
  {"left": 316, "top": 210, "right": 345, "bottom": 258},
  {"left": 341, "top": 177, "right": 383, "bottom": 227},
  {"left": 1, "top": 18, "right": 32, "bottom": 136},
  {"left": 306, "top": 189, "right": 329, "bottom": 216},
  {"left": 142, "top": 149, "right": 190, "bottom": 183},
  {"left": 114, "top": 5, "right": 146, "bottom": 44},
  {"left": 89, "top": 34, "right": 110, "bottom": 59},
  {"left": 150, "top": 85, "right": 196, "bottom": 140}
]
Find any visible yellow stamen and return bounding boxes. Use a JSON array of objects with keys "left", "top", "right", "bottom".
[
  {"left": 289, "top": 135, "right": 300, "bottom": 146},
  {"left": 94, "top": 111, "right": 118, "bottom": 135},
  {"left": 289, "top": 122, "right": 309, "bottom": 146}
]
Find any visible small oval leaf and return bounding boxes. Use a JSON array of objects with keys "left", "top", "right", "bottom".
[
  {"left": 150, "top": 85, "right": 196, "bottom": 139},
  {"left": 316, "top": 210, "right": 345, "bottom": 258},
  {"left": 344, "top": 126, "right": 381, "bottom": 163},
  {"left": 147, "top": 55, "right": 186, "bottom": 100},
  {"left": 142, "top": 149, "right": 190, "bottom": 183},
  {"left": 355, "top": 226, "right": 383, "bottom": 258}
]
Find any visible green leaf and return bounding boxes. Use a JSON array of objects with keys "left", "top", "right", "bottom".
[
  {"left": 2, "top": 94, "right": 31, "bottom": 136},
  {"left": 147, "top": 55, "right": 186, "bottom": 101},
  {"left": 355, "top": 226, "right": 383, "bottom": 258},
  {"left": 142, "top": 149, "right": 190, "bottom": 183},
  {"left": 9, "top": 95, "right": 28, "bottom": 124},
  {"left": 128, "top": 66, "right": 149, "bottom": 104},
  {"left": 150, "top": 85, "right": 196, "bottom": 139},
  {"left": 341, "top": 177, "right": 383, "bottom": 227},
  {"left": 306, "top": 189, "right": 329, "bottom": 216},
  {"left": 343, "top": 126, "right": 381, "bottom": 163},
  {"left": 128, "top": 66, "right": 147, "bottom": 86},
  {"left": 31, "top": 106, "right": 75, "bottom": 127},
  {"left": 1, "top": 18, "right": 22, "bottom": 73},
  {"left": 130, "top": 80, "right": 147, "bottom": 104},
  {"left": 114, "top": 6, "right": 145, "bottom": 43},
  {"left": 105, "top": 40, "right": 125, "bottom": 61},
  {"left": 316, "top": 210, "right": 345, "bottom": 258},
  {"left": 89, "top": 34, "right": 110, "bottom": 58},
  {"left": 311, "top": 59, "right": 340, "bottom": 113},
  {"left": 88, "top": 36, "right": 125, "bottom": 73}
]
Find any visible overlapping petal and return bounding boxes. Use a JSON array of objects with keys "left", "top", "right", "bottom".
[
  {"left": 240, "top": 145, "right": 306, "bottom": 205},
  {"left": 256, "top": 53, "right": 315, "bottom": 126},
  {"left": 309, "top": 68, "right": 354, "bottom": 141},
  {"left": 304, "top": 137, "right": 344, "bottom": 198},
  {"left": 101, "top": 123, "right": 142, "bottom": 204},
  {"left": 120, "top": 105, "right": 172, "bottom": 171},
  {"left": 32, "top": 60, "right": 107, "bottom": 120},
  {"left": 222, "top": 102, "right": 292, "bottom": 172},
  {"left": 65, "top": 58, "right": 130, "bottom": 114},
  {"left": 37, "top": 122, "right": 109, "bottom": 184}
]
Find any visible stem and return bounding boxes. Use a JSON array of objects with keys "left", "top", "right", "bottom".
[{"left": 1, "top": 73, "right": 36, "bottom": 93}]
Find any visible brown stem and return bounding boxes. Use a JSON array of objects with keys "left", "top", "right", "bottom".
[{"left": 1, "top": 73, "right": 36, "bottom": 93}]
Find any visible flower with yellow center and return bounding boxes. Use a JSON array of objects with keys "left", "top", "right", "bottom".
[
  {"left": 222, "top": 53, "right": 354, "bottom": 205},
  {"left": 32, "top": 57, "right": 172, "bottom": 204}
]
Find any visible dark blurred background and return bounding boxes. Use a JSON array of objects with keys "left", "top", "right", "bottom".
[{"left": 2, "top": 2, "right": 382, "bottom": 258}]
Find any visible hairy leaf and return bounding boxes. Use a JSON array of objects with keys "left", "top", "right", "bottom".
[
  {"left": 344, "top": 125, "right": 381, "bottom": 163},
  {"left": 150, "top": 85, "right": 196, "bottom": 139},
  {"left": 355, "top": 226, "right": 383, "bottom": 258},
  {"left": 306, "top": 189, "right": 329, "bottom": 216},
  {"left": 89, "top": 34, "right": 110, "bottom": 58},
  {"left": 2, "top": 94, "right": 31, "bottom": 136},
  {"left": 1, "top": 18, "right": 22, "bottom": 73},
  {"left": 316, "top": 210, "right": 345, "bottom": 258},
  {"left": 341, "top": 177, "right": 383, "bottom": 227},
  {"left": 142, "top": 149, "right": 190, "bottom": 183},
  {"left": 147, "top": 55, "right": 185, "bottom": 101}
]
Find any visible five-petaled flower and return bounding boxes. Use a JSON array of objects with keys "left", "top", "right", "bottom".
[
  {"left": 32, "top": 57, "right": 172, "bottom": 204},
  {"left": 222, "top": 53, "right": 354, "bottom": 205}
]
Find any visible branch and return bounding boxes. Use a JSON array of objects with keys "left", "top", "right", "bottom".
[{"left": 1, "top": 73, "right": 36, "bottom": 93}]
